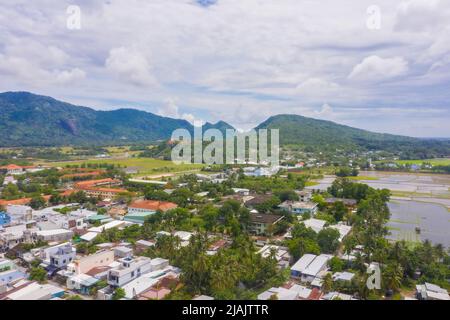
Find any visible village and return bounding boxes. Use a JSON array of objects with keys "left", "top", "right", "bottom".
[{"left": 0, "top": 160, "right": 448, "bottom": 301}]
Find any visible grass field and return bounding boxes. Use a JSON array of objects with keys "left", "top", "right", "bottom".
[
  {"left": 37, "top": 157, "right": 204, "bottom": 176},
  {"left": 393, "top": 158, "right": 450, "bottom": 166},
  {"left": 348, "top": 176, "right": 379, "bottom": 181}
]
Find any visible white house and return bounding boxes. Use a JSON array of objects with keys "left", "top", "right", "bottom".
[
  {"left": 291, "top": 254, "right": 332, "bottom": 283},
  {"left": 107, "top": 256, "right": 153, "bottom": 287},
  {"left": 416, "top": 283, "right": 450, "bottom": 300}
]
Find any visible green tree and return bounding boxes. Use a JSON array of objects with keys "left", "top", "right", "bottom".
[
  {"left": 112, "top": 287, "right": 126, "bottom": 300},
  {"left": 317, "top": 228, "right": 340, "bottom": 253},
  {"left": 29, "top": 267, "right": 47, "bottom": 283}
]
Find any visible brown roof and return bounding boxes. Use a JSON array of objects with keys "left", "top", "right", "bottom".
[
  {"left": 129, "top": 200, "right": 177, "bottom": 212},
  {"left": 85, "top": 266, "right": 111, "bottom": 277},
  {"left": 0, "top": 195, "right": 51, "bottom": 206},
  {"left": 307, "top": 288, "right": 323, "bottom": 300},
  {"left": 74, "top": 178, "right": 119, "bottom": 188},
  {"left": 0, "top": 164, "right": 23, "bottom": 170},
  {"left": 249, "top": 213, "right": 284, "bottom": 224},
  {"left": 244, "top": 194, "right": 273, "bottom": 206}
]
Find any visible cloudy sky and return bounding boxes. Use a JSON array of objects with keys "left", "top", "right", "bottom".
[{"left": 1, "top": 0, "right": 449, "bottom": 137}]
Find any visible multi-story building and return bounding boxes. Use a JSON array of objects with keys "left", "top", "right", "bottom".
[{"left": 107, "top": 256, "right": 153, "bottom": 287}]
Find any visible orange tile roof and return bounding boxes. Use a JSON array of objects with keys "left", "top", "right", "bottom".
[
  {"left": 129, "top": 200, "right": 177, "bottom": 212},
  {"left": 0, "top": 195, "right": 51, "bottom": 206},
  {"left": 89, "top": 187, "right": 128, "bottom": 194},
  {"left": 74, "top": 178, "right": 119, "bottom": 188},
  {"left": 0, "top": 164, "right": 23, "bottom": 170}
]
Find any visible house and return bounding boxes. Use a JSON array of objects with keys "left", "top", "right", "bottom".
[
  {"left": 248, "top": 213, "right": 284, "bottom": 235},
  {"left": 0, "top": 212, "right": 11, "bottom": 226},
  {"left": 243, "top": 194, "right": 273, "bottom": 209},
  {"left": 322, "top": 291, "right": 355, "bottom": 300},
  {"left": 108, "top": 207, "right": 127, "bottom": 218},
  {"left": 0, "top": 259, "right": 27, "bottom": 287},
  {"left": 257, "top": 284, "right": 311, "bottom": 300},
  {"left": 66, "top": 250, "right": 115, "bottom": 275},
  {"left": 290, "top": 254, "right": 332, "bottom": 283},
  {"left": 416, "top": 283, "right": 450, "bottom": 300},
  {"left": 123, "top": 267, "right": 179, "bottom": 300},
  {"left": 2, "top": 176, "right": 17, "bottom": 186},
  {"left": 35, "top": 229, "right": 73, "bottom": 242},
  {"left": 296, "top": 190, "right": 312, "bottom": 202},
  {"left": 232, "top": 188, "right": 250, "bottom": 196},
  {"left": 4, "top": 281, "right": 65, "bottom": 300},
  {"left": 174, "top": 231, "right": 193, "bottom": 246},
  {"left": 330, "top": 223, "right": 352, "bottom": 242},
  {"left": 278, "top": 201, "right": 318, "bottom": 216},
  {"left": 0, "top": 225, "right": 28, "bottom": 251},
  {"left": 333, "top": 271, "right": 355, "bottom": 283},
  {"left": 134, "top": 240, "right": 155, "bottom": 254},
  {"left": 0, "top": 269, "right": 27, "bottom": 287},
  {"left": 107, "top": 256, "right": 154, "bottom": 287},
  {"left": 0, "top": 164, "right": 24, "bottom": 175},
  {"left": 302, "top": 218, "right": 326, "bottom": 233},
  {"left": 66, "top": 273, "right": 99, "bottom": 294},
  {"left": 39, "top": 242, "right": 76, "bottom": 269},
  {"left": 193, "top": 295, "right": 215, "bottom": 300},
  {"left": 87, "top": 215, "right": 113, "bottom": 224},
  {"left": 6, "top": 205, "right": 33, "bottom": 222},
  {"left": 114, "top": 246, "right": 133, "bottom": 259},
  {"left": 81, "top": 220, "right": 131, "bottom": 242},
  {"left": 243, "top": 166, "right": 279, "bottom": 177},
  {"left": 325, "top": 198, "right": 357, "bottom": 208},
  {"left": 74, "top": 178, "right": 127, "bottom": 199},
  {"left": 126, "top": 200, "right": 178, "bottom": 218},
  {"left": 295, "top": 162, "right": 305, "bottom": 168},
  {"left": 257, "top": 245, "right": 291, "bottom": 269}
]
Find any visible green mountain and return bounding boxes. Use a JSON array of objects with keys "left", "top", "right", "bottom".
[
  {"left": 255, "top": 114, "right": 450, "bottom": 158},
  {"left": 0, "top": 92, "right": 448, "bottom": 159},
  {"left": 0, "top": 92, "right": 234, "bottom": 147}
]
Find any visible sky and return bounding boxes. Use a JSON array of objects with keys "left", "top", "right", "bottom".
[{"left": 0, "top": 0, "right": 449, "bottom": 137}]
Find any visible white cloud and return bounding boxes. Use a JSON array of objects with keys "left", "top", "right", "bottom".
[
  {"left": 296, "top": 78, "right": 340, "bottom": 97},
  {"left": 0, "top": 0, "right": 450, "bottom": 137},
  {"left": 348, "top": 56, "right": 409, "bottom": 81},
  {"left": 105, "top": 47, "right": 158, "bottom": 87},
  {"left": 55, "top": 68, "right": 86, "bottom": 85},
  {"left": 157, "top": 98, "right": 202, "bottom": 125}
]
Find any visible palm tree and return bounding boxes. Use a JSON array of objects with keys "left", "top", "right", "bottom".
[
  {"left": 322, "top": 273, "right": 333, "bottom": 293},
  {"left": 383, "top": 263, "right": 403, "bottom": 293}
]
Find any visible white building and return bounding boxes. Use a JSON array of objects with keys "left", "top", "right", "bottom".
[
  {"left": 416, "top": 283, "right": 450, "bottom": 300},
  {"left": 39, "top": 242, "right": 76, "bottom": 268},
  {"left": 291, "top": 254, "right": 332, "bottom": 283},
  {"left": 107, "top": 256, "right": 153, "bottom": 287}
]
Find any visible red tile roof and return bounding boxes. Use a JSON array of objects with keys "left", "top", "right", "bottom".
[
  {"left": 307, "top": 288, "right": 323, "bottom": 300},
  {"left": 0, "top": 195, "right": 51, "bottom": 206},
  {"left": 129, "top": 200, "right": 178, "bottom": 212}
]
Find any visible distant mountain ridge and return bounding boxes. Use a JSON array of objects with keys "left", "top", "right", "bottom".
[
  {"left": 0, "top": 92, "right": 448, "bottom": 158},
  {"left": 0, "top": 92, "right": 234, "bottom": 147}
]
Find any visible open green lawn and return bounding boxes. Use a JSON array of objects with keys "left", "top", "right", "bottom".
[
  {"left": 36, "top": 157, "right": 204, "bottom": 175},
  {"left": 393, "top": 158, "right": 450, "bottom": 166}
]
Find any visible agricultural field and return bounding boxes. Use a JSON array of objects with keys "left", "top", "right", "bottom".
[
  {"left": 393, "top": 158, "right": 450, "bottom": 166},
  {"left": 36, "top": 157, "right": 204, "bottom": 176}
]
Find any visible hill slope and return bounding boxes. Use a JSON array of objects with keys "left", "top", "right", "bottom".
[
  {"left": 0, "top": 92, "right": 233, "bottom": 147},
  {"left": 255, "top": 114, "right": 450, "bottom": 157}
]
